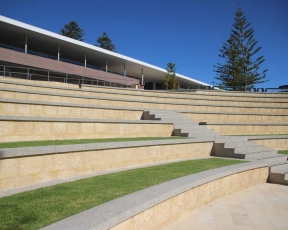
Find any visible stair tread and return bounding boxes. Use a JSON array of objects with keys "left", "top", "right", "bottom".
[{"left": 270, "top": 168, "right": 288, "bottom": 174}]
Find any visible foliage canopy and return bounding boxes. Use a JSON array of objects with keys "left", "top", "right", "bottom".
[
  {"left": 163, "top": 62, "right": 178, "bottom": 89},
  {"left": 60, "top": 21, "right": 85, "bottom": 41},
  {"left": 96, "top": 32, "right": 116, "bottom": 52},
  {"left": 214, "top": 8, "right": 268, "bottom": 91}
]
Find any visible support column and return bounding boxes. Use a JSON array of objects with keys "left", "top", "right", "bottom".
[
  {"left": 153, "top": 82, "right": 156, "bottom": 90},
  {"left": 57, "top": 44, "right": 60, "bottom": 61},
  {"left": 25, "top": 34, "right": 27, "bottom": 54},
  {"left": 124, "top": 63, "right": 126, "bottom": 76},
  {"left": 141, "top": 68, "right": 144, "bottom": 85},
  {"left": 27, "top": 68, "right": 29, "bottom": 80},
  {"left": 84, "top": 52, "right": 86, "bottom": 67},
  {"left": 106, "top": 58, "right": 108, "bottom": 72},
  {"left": 48, "top": 70, "right": 50, "bottom": 81},
  {"left": 3, "top": 66, "right": 5, "bottom": 77}
]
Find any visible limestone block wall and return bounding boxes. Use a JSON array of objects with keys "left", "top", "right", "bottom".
[
  {"left": 1, "top": 79, "right": 287, "bottom": 108},
  {"left": 0, "top": 118, "right": 173, "bottom": 142},
  {"left": 0, "top": 141, "right": 213, "bottom": 190},
  {"left": 1, "top": 88, "right": 287, "bottom": 114},
  {"left": 111, "top": 167, "right": 268, "bottom": 230},
  {"left": 82, "top": 83, "right": 288, "bottom": 102},
  {"left": 206, "top": 123, "right": 288, "bottom": 135},
  {"left": 103, "top": 167, "right": 269, "bottom": 230},
  {"left": 0, "top": 100, "right": 143, "bottom": 120},
  {"left": 2, "top": 77, "right": 288, "bottom": 102}
]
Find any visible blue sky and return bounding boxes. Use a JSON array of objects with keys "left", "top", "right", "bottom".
[{"left": 0, "top": 0, "right": 287, "bottom": 89}]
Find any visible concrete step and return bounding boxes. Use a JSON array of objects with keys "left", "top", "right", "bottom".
[
  {"left": 173, "top": 122, "right": 199, "bottom": 128},
  {"left": 224, "top": 140, "right": 258, "bottom": 148},
  {"left": 250, "top": 154, "right": 288, "bottom": 164},
  {"left": 214, "top": 136, "right": 248, "bottom": 143},
  {"left": 187, "top": 132, "right": 221, "bottom": 138},
  {"left": 238, "top": 150, "right": 277, "bottom": 160},
  {"left": 173, "top": 129, "right": 215, "bottom": 137},
  {"left": 154, "top": 115, "right": 184, "bottom": 118},
  {"left": 268, "top": 170, "right": 288, "bottom": 186},
  {"left": 270, "top": 163, "right": 288, "bottom": 172},
  {"left": 179, "top": 126, "right": 211, "bottom": 132},
  {"left": 234, "top": 145, "right": 268, "bottom": 154},
  {"left": 160, "top": 118, "right": 188, "bottom": 123},
  {"left": 221, "top": 145, "right": 269, "bottom": 157}
]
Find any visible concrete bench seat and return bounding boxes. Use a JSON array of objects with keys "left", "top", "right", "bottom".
[
  {"left": 1, "top": 87, "right": 288, "bottom": 114},
  {"left": 0, "top": 115, "right": 173, "bottom": 143}
]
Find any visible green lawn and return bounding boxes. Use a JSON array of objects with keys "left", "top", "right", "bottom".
[
  {"left": 278, "top": 150, "right": 288, "bottom": 155},
  {"left": 0, "top": 158, "right": 245, "bottom": 230},
  {"left": 0, "top": 137, "right": 186, "bottom": 149}
]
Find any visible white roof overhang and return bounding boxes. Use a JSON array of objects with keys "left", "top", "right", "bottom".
[{"left": 0, "top": 15, "right": 210, "bottom": 88}]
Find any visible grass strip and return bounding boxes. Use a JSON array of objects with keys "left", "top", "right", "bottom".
[
  {"left": 0, "top": 137, "right": 186, "bottom": 149},
  {"left": 0, "top": 158, "right": 245, "bottom": 230},
  {"left": 278, "top": 150, "right": 288, "bottom": 155}
]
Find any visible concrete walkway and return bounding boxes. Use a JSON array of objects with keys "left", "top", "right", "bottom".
[{"left": 167, "top": 183, "right": 288, "bottom": 230}]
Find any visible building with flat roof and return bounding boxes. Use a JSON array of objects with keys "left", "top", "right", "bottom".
[{"left": 0, "top": 15, "right": 211, "bottom": 90}]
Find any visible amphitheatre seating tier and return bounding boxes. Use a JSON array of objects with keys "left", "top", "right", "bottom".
[
  {"left": 1, "top": 87, "right": 287, "bottom": 115},
  {"left": 0, "top": 138, "right": 213, "bottom": 191},
  {"left": 247, "top": 135, "right": 288, "bottom": 150},
  {"left": 40, "top": 161, "right": 269, "bottom": 230},
  {"left": 1, "top": 77, "right": 288, "bottom": 229},
  {"left": 183, "top": 111, "right": 288, "bottom": 123},
  {"left": 203, "top": 122, "right": 288, "bottom": 135},
  {"left": 83, "top": 82, "right": 288, "bottom": 101},
  {"left": 1, "top": 79, "right": 288, "bottom": 107},
  {"left": 0, "top": 115, "right": 173, "bottom": 143},
  {"left": 0, "top": 98, "right": 143, "bottom": 120}
]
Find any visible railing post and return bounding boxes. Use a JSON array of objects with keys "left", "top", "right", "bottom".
[
  {"left": 3, "top": 66, "right": 5, "bottom": 77},
  {"left": 27, "top": 68, "right": 29, "bottom": 80}
]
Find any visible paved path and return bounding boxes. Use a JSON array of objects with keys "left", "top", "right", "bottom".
[{"left": 167, "top": 183, "right": 288, "bottom": 230}]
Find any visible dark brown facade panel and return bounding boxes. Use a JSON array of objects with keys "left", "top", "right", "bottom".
[{"left": 0, "top": 47, "right": 139, "bottom": 85}]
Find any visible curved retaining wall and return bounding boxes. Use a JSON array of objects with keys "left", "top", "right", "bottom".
[
  {"left": 41, "top": 161, "right": 269, "bottom": 230},
  {"left": 0, "top": 139, "right": 213, "bottom": 191}
]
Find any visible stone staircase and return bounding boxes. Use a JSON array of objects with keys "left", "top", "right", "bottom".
[{"left": 144, "top": 109, "right": 288, "bottom": 186}]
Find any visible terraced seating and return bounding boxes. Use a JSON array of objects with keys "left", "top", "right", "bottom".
[
  {"left": 0, "top": 76, "right": 288, "bottom": 230},
  {"left": 5, "top": 77, "right": 288, "bottom": 102},
  {"left": 1, "top": 79, "right": 288, "bottom": 115}
]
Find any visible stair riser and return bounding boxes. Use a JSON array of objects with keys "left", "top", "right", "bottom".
[
  {"left": 224, "top": 141, "right": 258, "bottom": 148},
  {"left": 215, "top": 137, "right": 248, "bottom": 143},
  {"left": 268, "top": 173, "right": 288, "bottom": 186},
  {"left": 234, "top": 146, "right": 268, "bottom": 154},
  {"left": 243, "top": 151, "right": 277, "bottom": 159}
]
